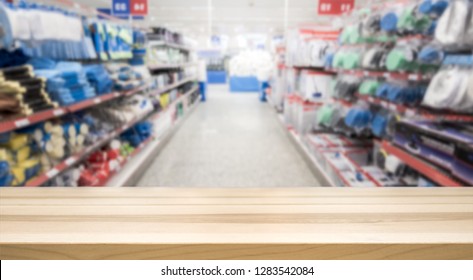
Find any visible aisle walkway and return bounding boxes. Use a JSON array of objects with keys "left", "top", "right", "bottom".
[{"left": 136, "top": 85, "right": 319, "bottom": 187}]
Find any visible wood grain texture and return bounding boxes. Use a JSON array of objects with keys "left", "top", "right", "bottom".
[{"left": 1, "top": 188, "right": 472, "bottom": 260}]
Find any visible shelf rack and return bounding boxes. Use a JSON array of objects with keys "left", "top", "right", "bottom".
[
  {"left": 0, "top": 77, "right": 197, "bottom": 135},
  {"left": 148, "top": 41, "right": 194, "bottom": 52},
  {"left": 150, "top": 76, "right": 196, "bottom": 96},
  {"left": 0, "top": 87, "right": 144, "bottom": 134},
  {"left": 381, "top": 141, "right": 464, "bottom": 187},
  {"left": 356, "top": 94, "right": 473, "bottom": 122},
  {"left": 330, "top": 69, "right": 432, "bottom": 81},
  {"left": 148, "top": 62, "right": 198, "bottom": 71},
  {"left": 23, "top": 85, "right": 199, "bottom": 186}
]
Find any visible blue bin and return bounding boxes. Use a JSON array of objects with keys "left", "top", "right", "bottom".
[
  {"left": 207, "top": 71, "right": 227, "bottom": 84},
  {"left": 229, "top": 76, "right": 259, "bottom": 92}
]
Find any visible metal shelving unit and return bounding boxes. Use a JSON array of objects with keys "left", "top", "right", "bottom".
[{"left": 148, "top": 62, "right": 198, "bottom": 71}]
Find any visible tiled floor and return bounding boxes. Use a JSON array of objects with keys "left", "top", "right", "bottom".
[{"left": 136, "top": 85, "right": 319, "bottom": 187}]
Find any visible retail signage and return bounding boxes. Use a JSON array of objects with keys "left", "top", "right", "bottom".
[
  {"left": 130, "top": 0, "right": 148, "bottom": 15},
  {"left": 112, "top": 0, "right": 131, "bottom": 16},
  {"left": 98, "top": 8, "right": 144, "bottom": 20},
  {"left": 318, "top": 0, "right": 354, "bottom": 15}
]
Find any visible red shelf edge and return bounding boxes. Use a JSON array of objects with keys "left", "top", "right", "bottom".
[
  {"left": 381, "top": 141, "right": 463, "bottom": 187},
  {"left": 0, "top": 87, "right": 144, "bottom": 134},
  {"left": 356, "top": 94, "right": 473, "bottom": 122},
  {"left": 24, "top": 85, "right": 199, "bottom": 186},
  {"left": 330, "top": 69, "right": 429, "bottom": 81}
]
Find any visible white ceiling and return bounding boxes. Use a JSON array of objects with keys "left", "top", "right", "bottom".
[
  {"left": 38, "top": 0, "right": 387, "bottom": 36},
  {"left": 35, "top": 0, "right": 391, "bottom": 47}
]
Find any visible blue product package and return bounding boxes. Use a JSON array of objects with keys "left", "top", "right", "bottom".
[
  {"left": 376, "top": 83, "right": 391, "bottom": 99},
  {"left": 381, "top": 12, "right": 398, "bottom": 32},
  {"left": 84, "top": 65, "right": 113, "bottom": 94},
  {"left": 0, "top": 174, "right": 14, "bottom": 186},
  {"left": 28, "top": 58, "right": 57, "bottom": 70},
  {"left": 0, "top": 132, "right": 11, "bottom": 144},
  {"left": 345, "top": 108, "right": 373, "bottom": 129},
  {"left": 372, "top": 113, "right": 389, "bottom": 138},
  {"left": 0, "top": 161, "right": 10, "bottom": 178}
]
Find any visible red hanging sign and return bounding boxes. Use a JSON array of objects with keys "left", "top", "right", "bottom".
[
  {"left": 318, "top": 0, "right": 354, "bottom": 15},
  {"left": 130, "top": 0, "right": 148, "bottom": 15}
]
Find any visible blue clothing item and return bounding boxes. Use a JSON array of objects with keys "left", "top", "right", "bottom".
[
  {"left": 199, "top": 82, "right": 206, "bottom": 102},
  {"left": 28, "top": 58, "right": 57, "bottom": 70},
  {"left": 84, "top": 65, "right": 114, "bottom": 95},
  {"left": 35, "top": 63, "right": 97, "bottom": 105},
  {"left": 0, "top": 49, "right": 29, "bottom": 68}
]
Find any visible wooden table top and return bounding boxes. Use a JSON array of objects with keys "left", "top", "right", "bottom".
[{"left": 1, "top": 187, "right": 472, "bottom": 260}]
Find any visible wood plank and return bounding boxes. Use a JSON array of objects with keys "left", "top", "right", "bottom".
[
  {"left": 1, "top": 187, "right": 472, "bottom": 198},
  {"left": 2, "top": 196, "right": 473, "bottom": 205},
  {"left": 1, "top": 244, "right": 472, "bottom": 260},
  {"left": 1, "top": 188, "right": 472, "bottom": 259}
]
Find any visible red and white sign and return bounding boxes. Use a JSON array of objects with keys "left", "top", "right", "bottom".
[
  {"left": 130, "top": 0, "right": 148, "bottom": 15},
  {"left": 318, "top": 0, "right": 354, "bottom": 15}
]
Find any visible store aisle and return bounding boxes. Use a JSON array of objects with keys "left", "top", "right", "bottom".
[{"left": 136, "top": 85, "right": 319, "bottom": 187}]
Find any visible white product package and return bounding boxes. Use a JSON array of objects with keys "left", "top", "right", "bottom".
[
  {"left": 298, "top": 71, "right": 334, "bottom": 102},
  {"left": 229, "top": 50, "right": 273, "bottom": 77}
]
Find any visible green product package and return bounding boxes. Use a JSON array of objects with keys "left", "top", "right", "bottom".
[
  {"left": 317, "top": 106, "right": 335, "bottom": 127},
  {"left": 359, "top": 80, "right": 381, "bottom": 96},
  {"left": 333, "top": 52, "right": 346, "bottom": 69},
  {"left": 343, "top": 52, "right": 361, "bottom": 69},
  {"left": 386, "top": 49, "right": 416, "bottom": 72}
]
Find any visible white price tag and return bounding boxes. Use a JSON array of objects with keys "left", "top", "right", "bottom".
[
  {"left": 93, "top": 98, "right": 101, "bottom": 104},
  {"left": 368, "top": 97, "right": 374, "bottom": 102},
  {"left": 383, "top": 73, "right": 390, "bottom": 78},
  {"left": 114, "top": 92, "right": 120, "bottom": 97},
  {"left": 53, "top": 109, "right": 65, "bottom": 116},
  {"left": 15, "top": 118, "right": 30, "bottom": 128},
  {"left": 363, "top": 71, "right": 369, "bottom": 76},
  {"left": 65, "top": 157, "right": 76, "bottom": 166},
  {"left": 46, "top": 168, "right": 59, "bottom": 178},
  {"left": 408, "top": 74, "right": 418, "bottom": 81},
  {"left": 389, "top": 104, "right": 397, "bottom": 111}
]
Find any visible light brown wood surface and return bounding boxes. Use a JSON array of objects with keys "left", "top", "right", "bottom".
[{"left": 0, "top": 187, "right": 472, "bottom": 260}]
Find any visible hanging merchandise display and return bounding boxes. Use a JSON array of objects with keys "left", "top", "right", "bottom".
[
  {"left": 435, "top": 0, "right": 473, "bottom": 49},
  {"left": 332, "top": 75, "right": 362, "bottom": 101},
  {"left": 422, "top": 67, "right": 473, "bottom": 112},
  {"left": 285, "top": 29, "right": 339, "bottom": 68},
  {"left": 270, "top": 0, "right": 473, "bottom": 187}
]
